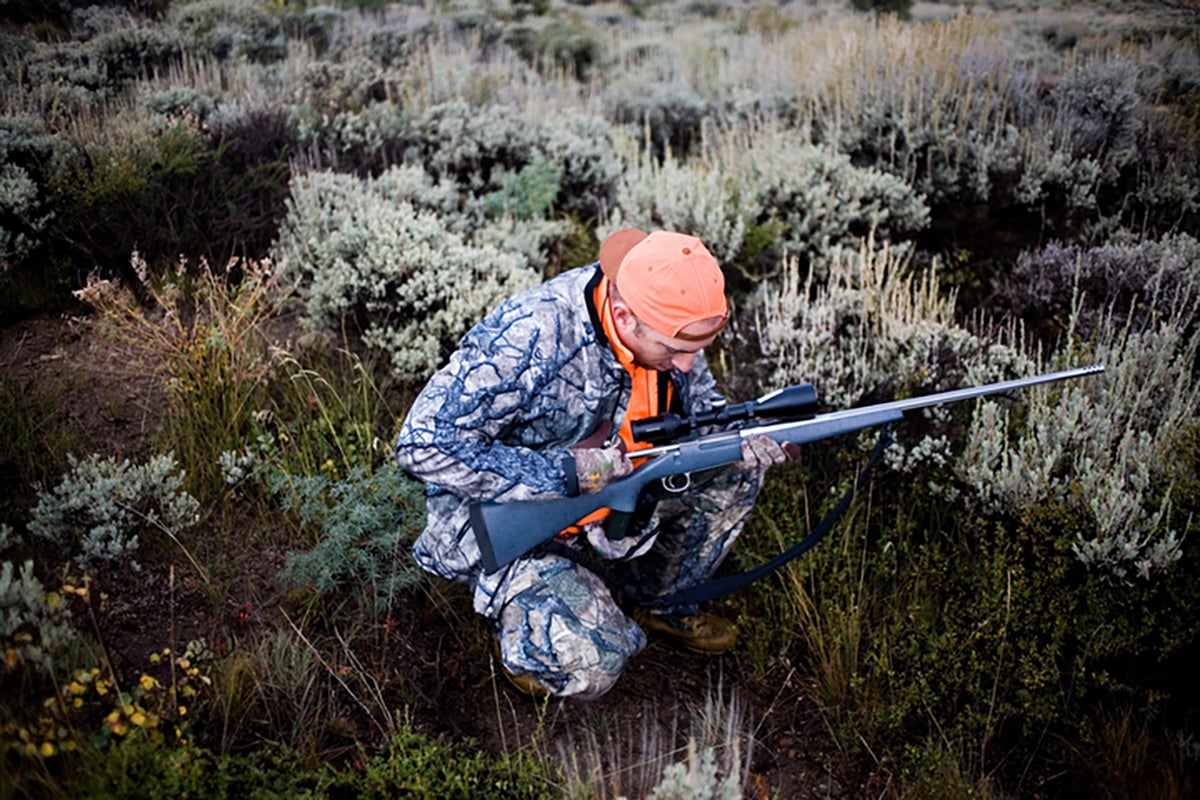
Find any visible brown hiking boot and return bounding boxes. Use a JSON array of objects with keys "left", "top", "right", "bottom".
[
  {"left": 495, "top": 640, "right": 551, "bottom": 697},
  {"left": 636, "top": 610, "right": 738, "bottom": 654}
]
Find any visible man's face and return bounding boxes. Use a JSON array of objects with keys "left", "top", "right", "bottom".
[{"left": 615, "top": 308, "right": 723, "bottom": 372}]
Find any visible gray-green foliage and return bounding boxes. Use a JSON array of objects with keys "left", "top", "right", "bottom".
[
  {"left": 404, "top": 101, "right": 618, "bottom": 220},
  {"left": 168, "top": 0, "right": 287, "bottom": 64},
  {"left": 274, "top": 464, "right": 426, "bottom": 613},
  {"left": 645, "top": 741, "right": 741, "bottom": 800},
  {"left": 0, "top": 115, "right": 59, "bottom": 273},
  {"left": 960, "top": 233, "right": 1200, "bottom": 579},
  {"left": 757, "top": 233, "right": 1196, "bottom": 580},
  {"left": 27, "top": 453, "right": 200, "bottom": 573},
  {"left": 273, "top": 166, "right": 542, "bottom": 381},
  {"left": 609, "top": 128, "right": 929, "bottom": 276},
  {"left": 1000, "top": 233, "right": 1200, "bottom": 340},
  {"left": 756, "top": 237, "right": 1023, "bottom": 409},
  {"left": 0, "top": 556, "right": 79, "bottom": 675},
  {"left": 0, "top": 163, "right": 50, "bottom": 271},
  {"left": 958, "top": 311, "right": 1197, "bottom": 580}
]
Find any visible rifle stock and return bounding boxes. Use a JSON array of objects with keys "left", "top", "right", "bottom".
[{"left": 470, "top": 364, "right": 1104, "bottom": 574}]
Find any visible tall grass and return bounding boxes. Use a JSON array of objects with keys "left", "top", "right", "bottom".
[
  {"left": 550, "top": 679, "right": 753, "bottom": 800},
  {"left": 74, "top": 254, "right": 284, "bottom": 502}
]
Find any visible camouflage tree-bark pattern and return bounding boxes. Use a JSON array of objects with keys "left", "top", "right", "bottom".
[{"left": 395, "top": 264, "right": 766, "bottom": 698}]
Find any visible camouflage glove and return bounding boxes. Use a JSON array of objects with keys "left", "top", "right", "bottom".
[
  {"left": 573, "top": 445, "right": 633, "bottom": 494},
  {"left": 740, "top": 435, "right": 799, "bottom": 470}
]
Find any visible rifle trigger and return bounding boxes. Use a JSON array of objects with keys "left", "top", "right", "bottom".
[{"left": 661, "top": 473, "right": 691, "bottom": 493}]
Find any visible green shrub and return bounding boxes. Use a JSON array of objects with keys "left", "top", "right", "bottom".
[
  {"left": 142, "top": 86, "right": 217, "bottom": 121},
  {"left": 293, "top": 98, "right": 412, "bottom": 174},
  {"left": 273, "top": 167, "right": 541, "bottom": 382},
  {"left": 30, "top": 100, "right": 292, "bottom": 306},
  {"left": 38, "top": 737, "right": 323, "bottom": 800},
  {"left": 849, "top": 0, "right": 911, "bottom": 18},
  {"left": 0, "top": 116, "right": 61, "bottom": 289},
  {"left": 76, "top": 256, "right": 287, "bottom": 501},
  {"left": 506, "top": 18, "right": 605, "bottom": 81},
  {"left": 295, "top": 99, "right": 617, "bottom": 221},
  {"left": 0, "top": 163, "right": 52, "bottom": 275},
  {"left": 168, "top": 0, "right": 287, "bottom": 64},
  {"left": 27, "top": 452, "right": 200, "bottom": 574},
  {"left": 959, "top": 318, "right": 1195, "bottom": 582},
  {"left": 46, "top": 115, "right": 214, "bottom": 282},
  {"left": 320, "top": 725, "right": 557, "bottom": 799},
  {"left": 755, "top": 237, "right": 997, "bottom": 408},
  {"left": 281, "top": 5, "right": 343, "bottom": 57},
  {"left": 88, "top": 23, "right": 185, "bottom": 86},
  {"left": 998, "top": 233, "right": 1200, "bottom": 341},
  {"left": 606, "top": 79, "right": 711, "bottom": 159},
  {"left": 0, "top": 557, "right": 79, "bottom": 676},
  {"left": 481, "top": 154, "right": 563, "bottom": 221},
  {"left": 609, "top": 128, "right": 929, "bottom": 285},
  {"left": 646, "top": 742, "right": 741, "bottom": 800},
  {"left": 273, "top": 464, "right": 427, "bottom": 614}
]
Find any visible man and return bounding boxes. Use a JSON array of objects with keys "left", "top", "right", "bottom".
[{"left": 395, "top": 229, "right": 795, "bottom": 699}]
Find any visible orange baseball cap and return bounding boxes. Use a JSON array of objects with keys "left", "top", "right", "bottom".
[{"left": 600, "top": 228, "right": 728, "bottom": 339}]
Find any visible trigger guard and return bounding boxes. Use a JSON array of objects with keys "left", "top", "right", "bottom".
[{"left": 661, "top": 473, "right": 691, "bottom": 493}]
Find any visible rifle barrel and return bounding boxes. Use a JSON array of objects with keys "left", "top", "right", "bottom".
[{"left": 635, "top": 364, "right": 1104, "bottom": 459}]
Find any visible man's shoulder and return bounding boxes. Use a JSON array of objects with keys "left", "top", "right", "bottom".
[
  {"left": 531, "top": 263, "right": 600, "bottom": 298},
  {"left": 491, "top": 263, "right": 599, "bottom": 317}
]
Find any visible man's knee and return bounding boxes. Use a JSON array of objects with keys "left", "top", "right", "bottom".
[{"left": 496, "top": 610, "right": 646, "bottom": 700}]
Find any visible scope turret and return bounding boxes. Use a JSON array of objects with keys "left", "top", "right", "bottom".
[{"left": 631, "top": 383, "right": 818, "bottom": 445}]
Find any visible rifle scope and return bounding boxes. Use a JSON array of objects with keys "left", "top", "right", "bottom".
[{"left": 631, "top": 383, "right": 819, "bottom": 445}]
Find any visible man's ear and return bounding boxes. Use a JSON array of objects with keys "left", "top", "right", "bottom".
[{"left": 610, "top": 300, "right": 637, "bottom": 333}]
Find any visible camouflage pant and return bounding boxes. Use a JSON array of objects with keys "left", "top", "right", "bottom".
[{"left": 493, "top": 464, "right": 761, "bottom": 699}]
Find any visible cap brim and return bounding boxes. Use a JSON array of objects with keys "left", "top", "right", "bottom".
[{"left": 599, "top": 228, "right": 648, "bottom": 281}]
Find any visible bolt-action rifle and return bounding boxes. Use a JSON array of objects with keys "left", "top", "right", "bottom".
[{"left": 470, "top": 364, "right": 1105, "bottom": 574}]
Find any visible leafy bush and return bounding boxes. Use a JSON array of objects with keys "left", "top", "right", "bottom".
[
  {"left": 87, "top": 22, "right": 185, "bottom": 86},
  {"left": 75, "top": 256, "right": 286, "bottom": 500},
  {"left": 274, "top": 464, "right": 427, "bottom": 614},
  {"left": 295, "top": 99, "right": 618, "bottom": 220},
  {"left": 850, "top": 0, "right": 911, "bottom": 16},
  {"left": 606, "top": 79, "right": 711, "bottom": 159},
  {"left": 609, "top": 128, "right": 929, "bottom": 284},
  {"left": 958, "top": 313, "right": 1196, "bottom": 581},
  {"left": 505, "top": 18, "right": 605, "bottom": 81},
  {"left": 758, "top": 229, "right": 1196, "bottom": 581},
  {"left": 320, "top": 725, "right": 557, "bottom": 799},
  {"left": 646, "top": 742, "right": 741, "bottom": 800},
  {"left": 167, "top": 0, "right": 287, "bottom": 64},
  {"left": 142, "top": 86, "right": 217, "bottom": 122},
  {"left": 27, "top": 453, "right": 200, "bottom": 573},
  {"left": 997, "top": 233, "right": 1200, "bottom": 340},
  {"left": 755, "top": 235, "right": 1015, "bottom": 408},
  {"left": 273, "top": 167, "right": 541, "bottom": 382},
  {"left": 0, "top": 557, "right": 78, "bottom": 675},
  {"left": 0, "top": 115, "right": 59, "bottom": 288},
  {"left": 793, "top": 15, "right": 1200, "bottom": 240},
  {"left": 25, "top": 736, "right": 323, "bottom": 799}
]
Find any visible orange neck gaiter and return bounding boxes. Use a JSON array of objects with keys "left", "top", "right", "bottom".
[{"left": 595, "top": 276, "right": 672, "bottom": 455}]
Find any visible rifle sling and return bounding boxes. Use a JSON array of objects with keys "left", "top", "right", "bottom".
[{"left": 541, "top": 427, "right": 893, "bottom": 611}]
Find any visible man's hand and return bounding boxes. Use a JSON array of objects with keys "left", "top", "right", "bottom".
[
  {"left": 740, "top": 435, "right": 799, "bottom": 470},
  {"left": 573, "top": 444, "right": 633, "bottom": 494}
]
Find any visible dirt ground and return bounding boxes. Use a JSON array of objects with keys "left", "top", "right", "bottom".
[{"left": 1, "top": 312, "right": 867, "bottom": 798}]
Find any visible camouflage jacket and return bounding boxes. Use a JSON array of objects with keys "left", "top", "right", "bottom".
[{"left": 394, "top": 264, "right": 722, "bottom": 615}]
